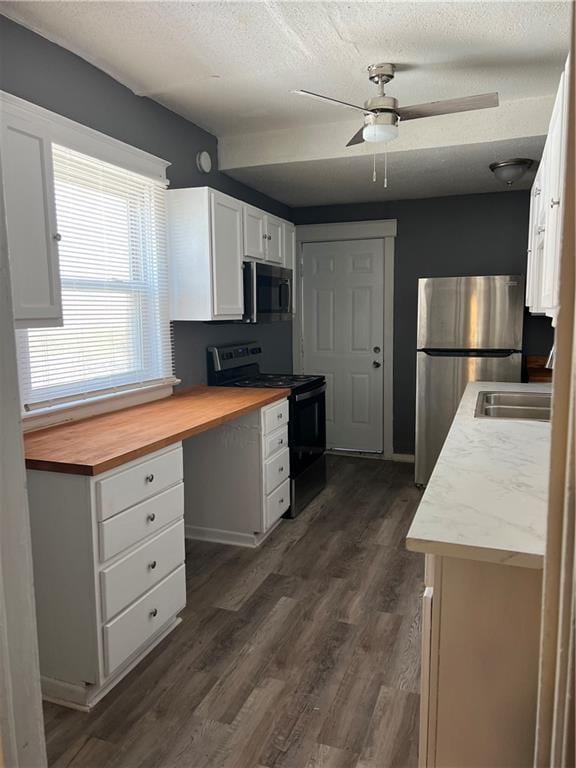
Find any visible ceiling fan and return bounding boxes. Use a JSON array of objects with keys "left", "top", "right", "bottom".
[{"left": 293, "top": 63, "right": 499, "bottom": 147}]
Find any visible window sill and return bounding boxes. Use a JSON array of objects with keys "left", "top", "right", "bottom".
[{"left": 22, "top": 380, "right": 180, "bottom": 433}]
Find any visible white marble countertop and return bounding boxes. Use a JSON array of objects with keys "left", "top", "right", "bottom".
[{"left": 406, "top": 381, "right": 552, "bottom": 569}]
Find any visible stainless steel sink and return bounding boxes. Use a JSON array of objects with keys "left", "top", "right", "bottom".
[{"left": 475, "top": 391, "right": 551, "bottom": 421}]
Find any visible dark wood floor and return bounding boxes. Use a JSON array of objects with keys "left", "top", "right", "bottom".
[{"left": 44, "top": 455, "right": 424, "bottom": 768}]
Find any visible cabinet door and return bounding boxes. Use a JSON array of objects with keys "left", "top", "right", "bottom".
[
  {"left": 526, "top": 165, "right": 546, "bottom": 314},
  {"left": 210, "top": 191, "right": 244, "bottom": 318},
  {"left": 265, "top": 216, "right": 283, "bottom": 264},
  {"left": 540, "top": 71, "right": 567, "bottom": 314},
  {"left": 243, "top": 205, "right": 267, "bottom": 260},
  {"left": 1, "top": 114, "right": 62, "bottom": 327},
  {"left": 283, "top": 221, "right": 295, "bottom": 271}
]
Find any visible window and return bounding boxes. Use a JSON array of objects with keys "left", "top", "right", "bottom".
[{"left": 16, "top": 144, "right": 174, "bottom": 412}]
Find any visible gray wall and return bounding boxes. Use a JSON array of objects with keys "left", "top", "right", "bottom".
[
  {"left": 172, "top": 321, "right": 293, "bottom": 387},
  {"left": 293, "top": 192, "right": 554, "bottom": 454},
  {"left": 0, "top": 14, "right": 293, "bottom": 383}
]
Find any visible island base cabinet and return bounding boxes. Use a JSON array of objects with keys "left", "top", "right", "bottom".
[{"left": 420, "top": 555, "right": 542, "bottom": 767}]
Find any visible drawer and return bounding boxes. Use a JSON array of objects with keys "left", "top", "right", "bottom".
[
  {"left": 265, "top": 478, "right": 290, "bottom": 530},
  {"left": 103, "top": 564, "right": 186, "bottom": 677},
  {"left": 96, "top": 446, "right": 183, "bottom": 521},
  {"left": 263, "top": 425, "right": 289, "bottom": 460},
  {"left": 99, "top": 483, "right": 184, "bottom": 562},
  {"left": 262, "top": 399, "right": 289, "bottom": 435},
  {"left": 264, "top": 447, "right": 290, "bottom": 495},
  {"left": 100, "top": 520, "right": 185, "bottom": 621}
]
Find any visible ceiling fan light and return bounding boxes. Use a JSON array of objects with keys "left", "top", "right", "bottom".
[{"left": 362, "top": 122, "right": 398, "bottom": 144}]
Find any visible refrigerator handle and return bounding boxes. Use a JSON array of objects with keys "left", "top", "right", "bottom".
[{"left": 420, "top": 349, "right": 520, "bottom": 357}]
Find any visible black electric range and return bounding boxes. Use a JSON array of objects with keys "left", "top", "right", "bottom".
[{"left": 206, "top": 342, "right": 326, "bottom": 517}]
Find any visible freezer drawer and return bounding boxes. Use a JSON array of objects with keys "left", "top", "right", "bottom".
[
  {"left": 417, "top": 276, "right": 524, "bottom": 350},
  {"left": 415, "top": 351, "right": 521, "bottom": 486}
]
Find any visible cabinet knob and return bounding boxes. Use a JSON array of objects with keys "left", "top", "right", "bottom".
[
  {"left": 53, "top": 233, "right": 62, "bottom": 242},
  {"left": 537, "top": 226, "right": 546, "bottom": 234},
  {"left": 534, "top": 187, "right": 541, "bottom": 197},
  {"left": 263, "top": 233, "right": 267, "bottom": 240},
  {"left": 145, "top": 474, "right": 154, "bottom": 483},
  {"left": 149, "top": 608, "right": 158, "bottom": 618},
  {"left": 267, "top": 234, "right": 272, "bottom": 241},
  {"left": 279, "top": 466, "right": 284, "bottom": 473},
  {"left": 148, "top": 560, "right": 157, "bottom": 570},
  {"left": 279, "top": 498, "right": 284, "bottom": 504},
  {"left": 147, "top": 513, "right": 156, "bottom": 523},
  {"left": 277, "top": 413, "right": 283, "bottom": 420},
  {"left": 279, "top": 438, "right": 284, "bottom": 445},
  {"left": 551, "top": 198, "right": 560, "bottom": 208}
]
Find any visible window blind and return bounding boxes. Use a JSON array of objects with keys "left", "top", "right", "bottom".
[{"left": 16, "top": 144, "right": 175, "bottom": 411}]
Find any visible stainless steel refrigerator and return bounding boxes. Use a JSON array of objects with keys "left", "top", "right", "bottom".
[{"left": 415, "top": 275, "right": 524, "bottom": 486}]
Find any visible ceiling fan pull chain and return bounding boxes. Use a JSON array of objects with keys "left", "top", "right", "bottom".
[
  {"left": 384, "top": 150, "right": 388, "bottom": 189},
  {"left": 372, "top": 154, "right": 377, "bottom": 183}
]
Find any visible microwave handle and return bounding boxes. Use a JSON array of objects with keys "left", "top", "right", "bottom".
[
  {"left": 251, "top": 263, "right": 257, "bottom": 323},
  {"left": 243, "top": 261, "right": 257, "bottom": 323},
  {"left": 286, "top": 279, "right": 292, "bottom": 314}
]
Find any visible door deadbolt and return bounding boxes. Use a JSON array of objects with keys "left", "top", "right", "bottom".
[{"left": 373, "top": 346, "right": 381, "bottom": 354}]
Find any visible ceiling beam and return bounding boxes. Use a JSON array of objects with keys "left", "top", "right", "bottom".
[{"left": 218, "top": 95, "right": 554, "bottom": 172}]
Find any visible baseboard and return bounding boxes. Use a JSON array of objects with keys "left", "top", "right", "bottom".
[
  {"left": 41, "top": 616, "right": 181, "bottom": 710},
  {"left": 327, "top": 449, "right": 415, "bottom": 464},
  {"left": 391, "top": 452, "right": 415, "bottom": 463},
  {"left": 185, "top": 520, "right": 282, "bottom": 548}
]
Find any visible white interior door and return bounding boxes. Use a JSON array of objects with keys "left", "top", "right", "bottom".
[{"left": 301, "top": 239, "right": 384, "bottom": 452}]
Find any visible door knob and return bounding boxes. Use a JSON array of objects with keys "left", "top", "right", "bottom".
[{"left": 372, "top": 361, "right": 382, "bottom": 368}]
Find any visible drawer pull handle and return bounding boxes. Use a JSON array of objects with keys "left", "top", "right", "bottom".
[
  {"left": 149, "top": 608, "right": 158, "bottom": 618},
  {"left": 551, "top": 198, "right": 560, "bottom": 208},
  {"left": 147, "top": 513, "right": 156, "bottom": 523},
  {"left": 145, "top": 474, "right": 155, "bottom": 483},
  {"left": 148, "top": 560, "right": 158, "bottom": 570}
]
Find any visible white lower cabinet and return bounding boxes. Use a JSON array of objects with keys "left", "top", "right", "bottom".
[
  {"left": 26, "top": 444, "right": 186, "bottom": 710},
  {"left": 183, "top": 399, "right": 290, "bottom": 547},
  {"left": 418, "top": 555, "right": 542, "bottom": 767}
]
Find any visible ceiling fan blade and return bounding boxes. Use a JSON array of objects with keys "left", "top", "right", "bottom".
[
  {"left": 397, "top": 92, "right": 499, "bottom": 121},
  {"left": 346, "top": 127, "right": 365, "bottom": 147},
  {"left": 292, "top": 89, "right": 369, "bottom": 115}
]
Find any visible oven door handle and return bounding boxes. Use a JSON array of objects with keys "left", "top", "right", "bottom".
[{"left": 294, "top": 383, "right": 326, "bottom": 403}]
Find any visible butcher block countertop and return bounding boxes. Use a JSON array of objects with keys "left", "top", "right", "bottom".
[{"left": 24, "top": 386, "right": 290, "bottom": 476}]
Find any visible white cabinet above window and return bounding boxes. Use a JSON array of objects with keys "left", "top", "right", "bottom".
[{"left": 1, "top": 111, "right": 63, "bottom": 328}]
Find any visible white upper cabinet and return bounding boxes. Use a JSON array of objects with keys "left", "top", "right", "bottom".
[
  {"left": 266, "top": 216, "right": 283, "bottom": 264},
  {"left": 242, "top": 205, "right": 285, "bottom": 264},
  {"left": 168, "top": 187, "right": 244, "bottom": 321},
  {"left": 283, "top": 221, "right": 296, "bottom": 271},
  {"left": 168, "top": 187, "right": 294, "bottom": 321},
  {"left": 210, "top": 192, "right": 244, "bottom": 317},
  {"left": 243, "top": 204, "right": 267, "bottom": 260},
  {"left": 526, "top": 59, "right": 569, "bottom": 320},
  {"left": 1, "top": 112, "right": 63, "bottom": 328}
]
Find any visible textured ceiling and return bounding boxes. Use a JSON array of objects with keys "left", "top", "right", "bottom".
[
  {"left": 226, "top": 135, "right": 546, "bottom": 206},
  {"left": 1, "top": 1, "right": 571, "bottom": 137}
]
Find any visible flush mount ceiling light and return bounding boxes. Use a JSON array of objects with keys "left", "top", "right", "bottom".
[{"left": 489, "top": 158, "right": 534, "bottom": 186}]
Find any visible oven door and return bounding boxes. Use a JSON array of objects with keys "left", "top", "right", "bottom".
[
  {"left": 255, "top": 263, "right": 292, "bottom": 321},
  {"left": 289, "top": 384, "right": 326, "bottom": 476}
]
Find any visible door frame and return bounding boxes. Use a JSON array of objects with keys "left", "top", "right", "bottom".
[{"left": 294, "top": 220, "right": 397, "bottom": 460}]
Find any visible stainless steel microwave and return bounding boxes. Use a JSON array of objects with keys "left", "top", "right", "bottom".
[{"left": 242, "top": 261, "right": 292, "bottom": 323}]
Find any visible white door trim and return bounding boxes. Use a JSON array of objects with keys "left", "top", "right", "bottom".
[
  {"left": 294, "top": 220, "right": 396, "bottom": 460},
  {"left": 0, "top": 155, "right": 47, "bottom": 767}
]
